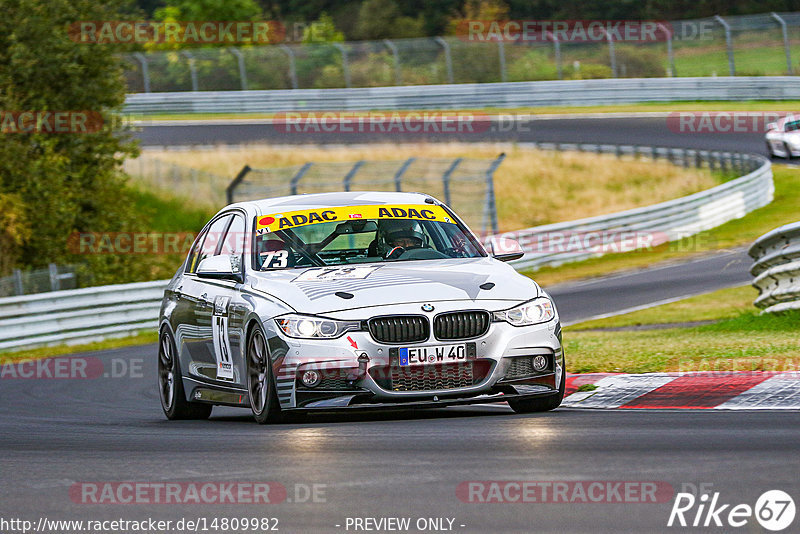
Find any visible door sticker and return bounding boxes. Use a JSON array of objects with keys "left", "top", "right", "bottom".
[{"left": 212, "top": 296, "right": 234, "bottom": 381}]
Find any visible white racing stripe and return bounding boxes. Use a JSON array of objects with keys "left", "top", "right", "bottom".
[
  {"left": 562, "top": 374, "right": 678, "bottom": 409},
  {"left": 715, "top": 373, "right": 800, "bottom": 410}
]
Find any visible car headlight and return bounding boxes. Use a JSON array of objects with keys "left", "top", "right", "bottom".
[
  {"left": 493, "top": 298, "right": 555, "bottom": 326},
  {"left": 275, "top": 314, "right": 362, "bottom": 339}
]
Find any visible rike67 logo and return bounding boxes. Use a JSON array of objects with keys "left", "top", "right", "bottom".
[{"left": 668, "top": 489, "right": 795, "bottom": 531}]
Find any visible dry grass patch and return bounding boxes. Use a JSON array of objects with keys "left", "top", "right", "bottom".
[{"left": 143, "top": 143, "right": 718, "bottom": 228}]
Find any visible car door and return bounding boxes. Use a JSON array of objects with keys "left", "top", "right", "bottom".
[
  {"left": 200, "top": 212, "right": 249, "bottom": 386},
  {"left": 180, "top": 214, "right": 233, "bottom": 382}
]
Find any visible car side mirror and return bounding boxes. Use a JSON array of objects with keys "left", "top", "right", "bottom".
[
  {"left": 489, "top": 237, "right": 524, "bottom": 262},
  {"left": 766, "top": 122, "right": 777, "bottom": 132},
  {"left": 196, "top": 255, "right": 243, "bottom": 282}
]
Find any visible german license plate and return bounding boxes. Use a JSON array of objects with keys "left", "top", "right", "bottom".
[{"left": 391, "top": 343, "right": 477, "bottom": 366}]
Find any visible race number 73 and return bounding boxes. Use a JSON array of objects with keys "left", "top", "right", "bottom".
[{"left": 261, "top": 250, "right": 289, "bottom": 269}]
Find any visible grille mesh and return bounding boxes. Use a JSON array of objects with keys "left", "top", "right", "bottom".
[
  {"left": 368, "top": 315, "right": 429, "bottom": 343},
  {"left": 390, "top": 362, "right": 474, "bottom": 391},
  {"left": 505, "top": 357, "right": 535, "bottom": 380},
  {"left": 434, "top": 311, "right": 490, "bottom": 340}
]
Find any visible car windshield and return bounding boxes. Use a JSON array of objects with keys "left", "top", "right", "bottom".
[{"left": 252, "top": 204, "right": 485, "bottom": 270}]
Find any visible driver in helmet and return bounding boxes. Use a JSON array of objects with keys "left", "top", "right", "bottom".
[{"left": 376, "top": 219, "right": 428, "bottom": 259}]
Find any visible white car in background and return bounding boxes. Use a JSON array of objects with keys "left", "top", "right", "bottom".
[{"left": 766, "top": 115, "right": 800, "bottom": 159}]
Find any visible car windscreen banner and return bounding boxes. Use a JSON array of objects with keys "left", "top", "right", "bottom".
[{"left": 255, "top": 204, "right": 456, "bottom": 233}]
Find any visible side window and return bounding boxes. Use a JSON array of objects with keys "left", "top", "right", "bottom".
[
  {"left": 220, "top": 214, "right": 246, "bottom": 257},
  {"left": 186, "top": 215, "right": 232, "bottom": 274},
  {"left": 185, "top": 228, "right": 209, "bottom": 274}
]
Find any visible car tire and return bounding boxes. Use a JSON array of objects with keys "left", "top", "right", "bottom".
[
  {"left": 508, "top": 356, "right": 566, "bottom": 414},
  {"left": 158, "top": 329, "right": 213, "bottom": 420},
  {"left": 784, "top": 142, "right": 793, "bottom": 160},
  {"left": 766, "top": 141, "right": 774, "bottom": 158},
  {"left": 246, "top": 324, "right": 283, "bottom": 424}
]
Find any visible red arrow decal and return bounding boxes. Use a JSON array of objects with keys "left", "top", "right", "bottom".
[{"left": 347, "top": 336, "right": 358, "bottom": 350}]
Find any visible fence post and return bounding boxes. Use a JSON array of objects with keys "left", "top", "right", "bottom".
[
  {"left": 48, "top": 263, "right": 59, "bottom": 292},
  {"left": 180, "top": 51, "right": 199, "bottom": 91},
  {"left": 657, "top": 23, "right": 676, "bottom": 76},
  {"left": 334, "top": 43, "right": 351, "bottom": 88},
  {"left": 290, "top": 163, "right": 313, "bottom": 195},
  {"left": 230, "top": 47, "right": 248, "bottom": 90},
  {"left": 484, "top": 153, "right": 506, "bottom": 236},
  {"left": 343, "top": 161, "right": 364, "bottom": 192},
  {"left": 435, "top": 37, "right": 454, "bottom": 84},
  {"left": 714, "top": 15, "right": 735, "bottom": 76},
  {"left": 546, "top": 32, "right": 562, "bottom": 80},
  {"left": 393, "top": 157, "right": 415, "bottom": 191},
  {"left": 13, "top": 269, "right": 23, "bottom": 296},
  {"left": 133, "top": 52, "right": 151, "bottom": 93},
  {"left": 441, "top": 158, "right": 463, "bottom": 206},
  {"left": 226, "top": 165, "right": 251, "bottom": 204},
  {"left": 498, "top": 40, "right": 507, "bottom": 82},
  {"left": 771, "top": 12, "right": 793, "bottom": 75},
  {"left": 279, "top": 45, "right": 298, "bottom": 89},
  {"left": 384, "top": 39, "right": 402, "bottom": 85},
  {"left": 602, "top": 28, "right": 617, "bottom": 77}
]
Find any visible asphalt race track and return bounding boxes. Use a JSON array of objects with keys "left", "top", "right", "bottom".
[
  {"left": 135, "top": 115, "right": 769, "bottom": 155},
  {"left": 1, "top": 115, "right": 796, "bottom": 533},
  {"left": 2, "top": 343, "right": 800, "bottom": 533}
]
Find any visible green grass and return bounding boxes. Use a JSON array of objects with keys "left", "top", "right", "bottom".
[
  {"left": 135, "top": 100, "right": 800, "bottom": 121},
  {"left": 564, "top": 285, "right": 800, "bottom": 374},
  {"left": 0, "top": 331, "right": 157, "bottom": 364},
  {"left": 527, "top": 165, "right": 800, "bottom": 287}
]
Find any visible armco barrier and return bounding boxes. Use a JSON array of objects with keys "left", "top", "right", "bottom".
[
  {"left": 0, "top": 147, "right": 774, "bottom": 352},
  {"left": 506, "top": 145, "right": 773, "bottom": 270},
  {"left": 124, "top": 77, "right": 800, "bottom": 115},
  {"left": 749, "top": 222, "right": 800, "bottom": 313},
  {"left": 0, "top": 281, "right": 167, "bottom": 351}
]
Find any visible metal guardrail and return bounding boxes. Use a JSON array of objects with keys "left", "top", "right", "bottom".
[
  {"left": 124, "top": 76, "right": 800, "bottom": 114},
  {"left": 504, "top": 145, "right": 773, "bottom": 270},
  {"left": 0, "top": 146, "right": 774, "bottom": 352},
  {"left": 749, "top": 222, "right": 800, "bottom": 313},
  {"left": 0, "top": 264, "right": 76, "bottom": 298},
  {"left": 0, "top": 281, "right": 166, "bottom": 351}
]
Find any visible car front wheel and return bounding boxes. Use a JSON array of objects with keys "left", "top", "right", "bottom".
[{"left": 246, "top": 325, "right": 283, "bottom": 424}]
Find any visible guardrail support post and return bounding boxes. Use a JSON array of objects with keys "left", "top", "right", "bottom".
[
  {"left": 48, "top": 263, "right": 59, "bottom": 292},
  {"left": 226, "top": 165, "right": 251, "bottom": 205},
  {"left": 771, "top": 12, "right": 793, "bottom": 75},
  {"left": 435, "top": 37, "right": 454, "bottom": 84},
  {"left": 441, "top": 158, "right": 463, "bottom": 206},
  {"left": 714, "top": 15, "right": 735, "bottom": 76},
  {"left": 133, "top": 52, "right": 151, "bottom": 93},
  {"left": 602, "top": 29, "right": 617, "bottom": 77},
  {"left": 334, "top": 43, "right": 351, "bottom": 88},
  {"left": 230, "top": 47, "right": 248, "bottom": 90},
  {"left": 343, "top": 161, "right": 364, "bottom": 192},
  {"left": 545, "top": 32, "right": 563, "bottom": 80},
  {"left": 383, "top": 39, "right": 402, "bottom": 85},
  {"left": 290, "top": 163, "right": 313, "bottom": 195},
  {"left": 393, "top": 157, "right": 415, "bottom": 191},
  {"left": 279, "top": 45, "right": 298, "bottom": 89}
]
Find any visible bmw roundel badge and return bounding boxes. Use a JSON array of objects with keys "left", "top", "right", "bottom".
[{"left": 421, "top": 303, "right": 435, "bottom": 312}]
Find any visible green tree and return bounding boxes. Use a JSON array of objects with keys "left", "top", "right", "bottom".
[
  {"left": 0, "top": 0, "right": 139, "bottom": 278},
  {"left": 353, "top": 0, "right": 425, "bottom": 40}
]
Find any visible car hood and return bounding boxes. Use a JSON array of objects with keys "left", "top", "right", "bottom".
[{"left": 247, "top": 257, "right": 540, "bottom": 315}]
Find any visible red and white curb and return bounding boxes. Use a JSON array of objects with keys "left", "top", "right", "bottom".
[{"left": 563, "top": 372, "right": 800, "bottom": 409}]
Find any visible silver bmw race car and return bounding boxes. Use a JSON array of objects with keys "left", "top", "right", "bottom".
[
  {"left": 766, "top": 114, "right": 800, "bottom": 159},
  {"left": 158, "top": 191, "right": 564, "bottom": 423}
]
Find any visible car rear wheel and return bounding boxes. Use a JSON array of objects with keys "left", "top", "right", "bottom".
[
  {"left": 508, "top": 356, "right": 566, "bottom": 414},
  {"left": 158, "top": 329, "right": 212, "bottom": 420},
  {"left": 766, "top": 141, "right": 774, "bottom": 158},
  {"left": 784, "top": 142, "right": 793, "bottom": 160},
  {"left": 246, "top": 325, "right": 282, "bottom": 424}
]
